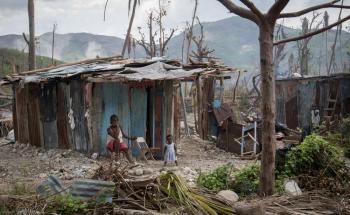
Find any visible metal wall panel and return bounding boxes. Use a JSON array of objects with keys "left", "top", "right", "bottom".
[
  {"left": 99, "top": 82, "right": 130, "bottom": 154},
  {"left": 57, "top": 82, "right": 70, "bottom": 149},
  {"left": 130, "top": 87, "right": 147, "bottom": 157},
  {"left": 27, "top": 84, "right": 43, "bottom": 147},
  {"left": 70, "top": 79, "right": 89, "bottom": 152},
  {"left": 40, "top": 83, "right": 58, "bottom": 149},
  {"left": 297, "top": 81, "right": 316, "bottom": 129}
]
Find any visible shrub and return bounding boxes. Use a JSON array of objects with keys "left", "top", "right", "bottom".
[
  {"left": 340, "top": 118, "right": 350, "bottom": 158},
  {"left": 197, "top": 164, "right": 234, "bottom": 192},
  {"left": 283, "top": 134, "right": 344, "bottom": 178},
  {"left": 197, "top": 164, "right": 261, "bottom": 196},
  {"left": 47, "top": 195, "right": 89, "bottom": 214},
  {"left": 230, "top": 164, "right": 260, "bottom": 196}
]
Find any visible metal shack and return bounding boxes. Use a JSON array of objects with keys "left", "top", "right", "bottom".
[
  {"left": 275, "top": 73, "right": 350, "bottom": 130},
  {"left": 3, "top": 57, "right": 232, "bottom": 158}
]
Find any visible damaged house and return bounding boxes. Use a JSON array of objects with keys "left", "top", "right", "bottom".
[
  {"left": 276, "top": 73, "right": 350, "bottom": 130},
  {"left": 2, "top": 57, "right": 234, "bottom": 158}
]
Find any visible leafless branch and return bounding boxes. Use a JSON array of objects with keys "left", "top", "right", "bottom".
[
  {"left": 267, "top": 0, "right": 289, "bottom": 21},
  {"left": 279, "top": 0, "right": 350, "bottom": 18},
  {"left": 274, "top": 14, "right": 350, "bottom": 45},
  {"left": 22, "top": 33, "right": 29, "bottom": 45},
  {"left": 103, "top": 0, "right": 109, "bottom": 21},
  {"left": 162, "top": 29, "right": 175, "bottom": 54},
  {"left": 239, "top": 0, "right": 265, "bottom": 21},
  {"left": 216, "top": 0, "right": 259, "bottom": 24}
]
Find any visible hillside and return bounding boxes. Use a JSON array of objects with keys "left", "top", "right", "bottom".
[
  {"left": 0, "top": 48, "right": 63, "bottom": 77},
  {"left": 1, "top": 16, "right": 349, "bottom": 75}
]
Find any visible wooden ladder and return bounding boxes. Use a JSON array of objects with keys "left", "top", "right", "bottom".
[{"left": 324, "top": 88, "right": 339, "bottom": 121}]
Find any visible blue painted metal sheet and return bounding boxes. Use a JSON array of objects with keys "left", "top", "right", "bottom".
[
  {"left": 99, "top": 82, "right": 130, "bottom": 154},
  {"left": 130, "top": 87, "right": 147, "bottom": 157}
]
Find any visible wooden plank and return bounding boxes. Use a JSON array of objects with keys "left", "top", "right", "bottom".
[
  {"left": 91, "top": 83, "right": 103, "bottom": 153},
  {"left": 12, "top": 85, "right": 18, "bottom": 141},
  {"left": 70, "top": 79, "right": 89, "bottom": 152},
  {"left": 15, "top": 85, "right": 29, "bottom": 144},
  {"left": 26, "top": 84, "right": 43, "bottom": 147},
  {"left": 39, "top": 83, "right": 58, "bottom": 149},
  {"left": 56, "top": 82, "right": 70, "bottom": 149}
]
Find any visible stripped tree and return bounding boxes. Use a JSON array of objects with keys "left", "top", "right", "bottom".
[
  {"left": 24, "top": 0, "right": 36, "bottom": 71},
  {"left": 216, "top": 0, "right": 350, "bottom": 196},
  {"left": 190, "top": 17, "right": 215, "bottom": 62},
  {"left": 136, "top": 1, "right": 175, "bottom": 58}
]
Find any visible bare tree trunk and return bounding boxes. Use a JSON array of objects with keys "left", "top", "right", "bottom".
[
  {"left": 185, "top": 0, "right": 198, "bottom": 63},
  {"left": 28, "top": 0, "right": 35, "bottom": 70},
  {"left": 122, "top": 0, "right": 137, "bottom": 57},
  {"left": 51, "top": 24, "right": 56, "bottom": 65},
  {"left": 259, "top": 24, "right": 276, "bottom": 196}
]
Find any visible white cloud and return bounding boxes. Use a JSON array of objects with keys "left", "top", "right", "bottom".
[{"left": 0, "top": 0, "right": 349, "bottom": 37}]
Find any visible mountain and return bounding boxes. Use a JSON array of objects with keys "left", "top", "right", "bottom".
[
  {"left": 0, "top": 16, "right": 349, "bottom": 75},
  {"left": 0, "top": 48, "right": 63, "bottom": 77}
]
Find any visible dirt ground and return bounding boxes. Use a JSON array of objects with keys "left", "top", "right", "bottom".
[{"left": 0, "top": 135, "right": 254, "bottom": 193}]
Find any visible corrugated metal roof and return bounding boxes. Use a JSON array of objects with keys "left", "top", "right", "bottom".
[{"left": 2, "top": 57, "right": 238, "bottom": 84}]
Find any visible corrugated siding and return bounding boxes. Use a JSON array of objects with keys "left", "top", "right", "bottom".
[
  {"left": 297, "top": 81, "right": 316, "bottom": 129},
  {"left": 40, "top": 83, "right": 58, "bottom": 149},
  {"left": 99, "top": 82, "right": 130, "bottom": 154},
  {"left": 154, "top": 83, "right": 164, "bottom": 158},
  {"left": 15, "top": 85, "right": 29, "bottom": 144},
  {"left": 91, "top": 83, "right": 103, "bottom": 152},
  {"left": 57, "top": 83, "right": 70, "bottom": 149},
  {"left": 130, "top": 87, "right": 147, "bottom": 157},
  {"left": 27, "top": 84, "right": 43, "bottom": 147},
  {"left": 340, "top": 79, "right": 350, "bottom": 116},
  {"left": 70, "top": 79, "right": 90, "bottom": 152}
]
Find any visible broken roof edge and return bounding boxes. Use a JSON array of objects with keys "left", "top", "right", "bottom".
[{"left": 1, "top": 57, "right": 240, "bottom": 85}]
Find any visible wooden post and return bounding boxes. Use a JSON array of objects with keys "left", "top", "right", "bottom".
[
  {"left": 179, "top": 83, "right": 190, "bottom": 136},
  {"left": 28, "top": 0, "right": 35, "bottom": 70}
]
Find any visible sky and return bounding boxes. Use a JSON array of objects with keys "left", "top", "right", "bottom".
[{"left": 0, "top": 0, "right": 349, "bottom": 38}]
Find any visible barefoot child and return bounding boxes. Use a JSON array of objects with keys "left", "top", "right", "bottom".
[
  {"left": 163, "top": 134, "right": 178, "bottom": 166},
  {"left": 106, "top": 114, "right": 136, "bottom": 164}
]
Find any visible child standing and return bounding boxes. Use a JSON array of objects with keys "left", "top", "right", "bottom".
[{"left": 163, "top": 134, "right": 178, "bottom": 166}]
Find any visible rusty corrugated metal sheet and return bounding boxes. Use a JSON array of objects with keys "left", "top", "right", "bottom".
[
  {"left": 15, "top": 86, "right": 29, "bottom": 144},
  {"left": 27, "top": 84, "right": 43, "bottom": 147},
  {"left": 57, "top": 83, "right": 70, "bottom": 149},
  {"left": 40, "top": 83, "right": 58, "bottom": 149},
  {"left": 70, "top": 79, "right": 90, "bottom": 152}
]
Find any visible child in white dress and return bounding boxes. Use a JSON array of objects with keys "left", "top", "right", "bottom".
[{"left": 163, "top": 134, "right": 178, "bottom": 166}]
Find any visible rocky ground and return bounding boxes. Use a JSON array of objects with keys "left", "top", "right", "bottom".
[{"left": 0, "top": 135, "right": 255, "bottom": 193}]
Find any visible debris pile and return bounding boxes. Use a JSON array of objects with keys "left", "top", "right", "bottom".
[{"left": 92, "top": 162, "right": 234, "bottom": 214}]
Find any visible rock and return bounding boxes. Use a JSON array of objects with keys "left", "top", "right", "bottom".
[
  {"left": 6, "top": 130, "right": 14, "bottom": 142},
  {"left": 284, "top": 180, "right": 302, "bottom": 196},
  {"left": 143, "top": 168, "right": 153, "bottom": 175},
  {"left": 216, "top": 190, "right": 239, "bottom": 204},
  {"left": 183, "top": 167, "right": 192, "bottom": 175},
  {"left": 39, "top": 173, "right": 47, "bottom": 179},
  {"left": 134, "top": 168, "right": 144, "bottom": 176},
  {"left": 73, "top": 169, "right": 85, "bottom": 178},
  {"left": 38, "top": 153, "right": 43, "bottom": 157},
  {"left": 12, "top": 148, "right": 16, "bottom": 153},
  {"left": 91, "top": 153, "right": 98, "bottom": 160}
]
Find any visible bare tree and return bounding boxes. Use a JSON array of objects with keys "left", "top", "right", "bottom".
[
  {"left": 28, "top": 0, "right": 35, "bottom": 70},
  {"left": 327, "top": 0, "right": 344, "bottom": 75},
  {"left": 217, "top": 0, "right": 350, "bottom": 196},
  {"left": 190, "top": 17, "right": 215, "bottom": 62},
  {"left": 185, "top": 0, "right": 199, "bottom": 63},
  {"left": 136, "top": 3, "right": 175, "bottom": 58},
  {"left": 51, "top": 23, "right": 57, "bottom": 65},
  {"left": 121, "top": 0, "right": 141, "bottom": 57},
  {"left": 273, "top": 24, "right": 287, "bottom": 76}
]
